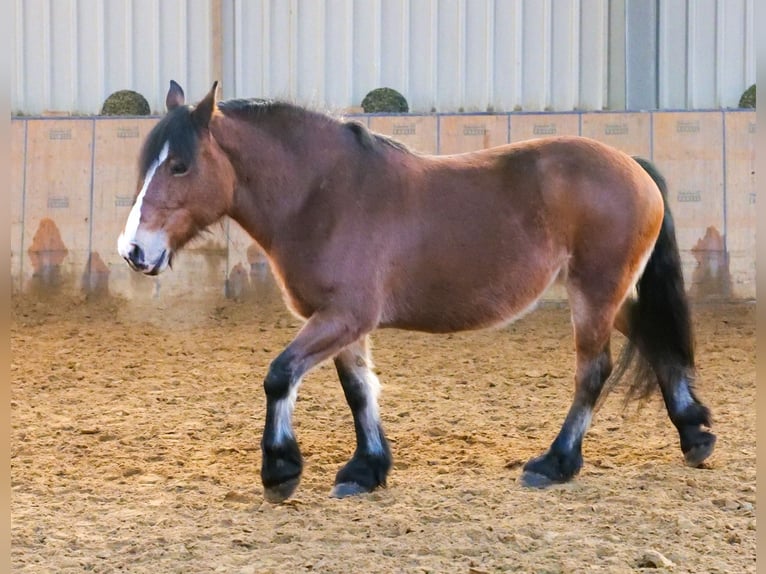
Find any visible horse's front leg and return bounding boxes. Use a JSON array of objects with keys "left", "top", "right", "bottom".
[
  {"left": 330, "top": 337, "right": 392, "bottom": 498},
  {"left": 261, "top": 310, "right": 368, "bottom": 503}
]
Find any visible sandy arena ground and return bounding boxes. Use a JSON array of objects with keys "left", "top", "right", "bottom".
[{"left": 11, "top": 292, "right": 755, "bottom": 573}]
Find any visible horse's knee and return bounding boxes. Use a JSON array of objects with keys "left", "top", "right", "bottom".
[{"left": 264, "top": 352, "right": 295, "bottom": 399}]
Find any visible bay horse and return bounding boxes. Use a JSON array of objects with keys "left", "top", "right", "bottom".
[{"left": 118, "top": 81, "right": 715, "bottom": 502}]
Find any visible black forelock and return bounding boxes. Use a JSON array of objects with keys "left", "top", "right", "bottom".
[{"left": 139, "top": 106, "right": 199, "bottom": 175}]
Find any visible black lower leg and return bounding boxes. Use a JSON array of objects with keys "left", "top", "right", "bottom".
[
  {"left": 260, "top": 352, "right": 303, "bottom": 502},
  {"left": 521, "top": 349, "right": 611, "bottom": 488},
  {"left": 331, "top": 357, "right": 392, "bottom": 497},
  {"left": 657, "top": 367, "right": 715, "bottom": 467},
  {"left": 333, "top": 425, "right": 392, "bottom": 497},
  {"left": 521, "top": 409, "right": 587, "bottom": 487}
]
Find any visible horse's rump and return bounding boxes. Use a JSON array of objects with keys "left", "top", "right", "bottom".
[{"left": 374, "top": 137, "right": 663, "bottom": 332}]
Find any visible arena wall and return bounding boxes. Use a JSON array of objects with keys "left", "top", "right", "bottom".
[{"left": 10, "top": 110, "right": 755, "bottom": 305}]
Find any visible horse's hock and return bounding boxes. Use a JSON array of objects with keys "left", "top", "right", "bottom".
[{"left": 10, "top": 110, "right": 755, "bottom": 302}]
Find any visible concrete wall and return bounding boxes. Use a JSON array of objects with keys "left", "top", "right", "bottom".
[{"left": 10, "top": 110, "right": 755, "bottom": 305}]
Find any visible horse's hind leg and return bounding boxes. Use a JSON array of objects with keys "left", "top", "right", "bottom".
[
  {"left": 330, "top": 336, "right": 392, "bottom": 498},
  {"left": 614, "top": 302, "right": 715, "bottom": 467},
  {"left": 520, "top": 290, "right": 615, "bottom": 488}
]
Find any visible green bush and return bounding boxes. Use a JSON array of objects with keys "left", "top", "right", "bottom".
[
  {"left": 361, "top": 87, "right": 409, "bottom": 113},
  {"left": 738, "top": 84, "right": 756, "bottom": 108},
  {"left": 100, "top": 90, "right": 151, "bottom": 115}
]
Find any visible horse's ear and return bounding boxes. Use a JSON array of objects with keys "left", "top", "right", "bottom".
[
  {"left": 192, "top": 81, "right": 219, "bottom": 130},
  {"left": 166, "top": 80, "right": 185, "bottom": 111}
]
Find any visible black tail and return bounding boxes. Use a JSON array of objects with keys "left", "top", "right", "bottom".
[{"left": 606, "top": 157, "right": 697, "bottom": 404}]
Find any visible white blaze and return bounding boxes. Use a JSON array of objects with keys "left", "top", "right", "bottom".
[{"left": 117, "top": 142, "right": 169, "bottom": 258}]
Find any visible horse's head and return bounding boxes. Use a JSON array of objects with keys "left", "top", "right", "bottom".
[{"left": 117, "top": 80, "right": 235, "bottom": 275}]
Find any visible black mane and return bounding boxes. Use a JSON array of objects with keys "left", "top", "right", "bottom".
[{"left": 218, "top": 98, "right": 411, "bottom": 155}]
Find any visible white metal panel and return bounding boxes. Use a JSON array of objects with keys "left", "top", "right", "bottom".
[
  {"left": 13, "top": 0, "right": 214, "bottom": 115},
  {"left": 490, "top": 0, "right": 518, "bottom": 112},
  {"left": 407, "top": 0, "right": 437, "bottom": 112},
  {"left": 717, "top": 0, "right": 748, "bottom": 107},
  {"left": 296, "top": 0, "right": 325, "bottom": 105},
  {"left": 187, "top": 0, "right": 214, "bottom": 98},
  {"left": 352, "top": 0, "right": 381, "bottom": 106},
  {"left": 550, "top": 0, "right": 579, "bottom": 111},
  {"left": 658, "top": 0, "right": 687, "bottom": 109},
  {"left": 744, "top": 0, "right": 754, "bottom": 87},
  {"left": 435, "top": 0, "right": 464, "bottom": 111},
  {"left": 607, "top": 0, "right": 626, "bottom": 110},
  {"left": 19, "top": 0, "right": 51, "bottom": 113},
  {"left": 464, "top": 0, "right": 491, "bottom": 112},
  {"left": 380, "top": 0, "right": 408, "bottom": 96},
  {"left": 268, "top": 0, "right": 296, "bottom": 99},
  {"left": 625, "top": 0, "right": 658, "bottom": 110},
  {"left": 11, "top": 0, "right": 20, "bottom": 113},
  {"left": 158, "top": 2, "right": 188, "bottom": 98},
  {"left": 578, "top": 0, "right": 607, "bottom": 111},
  {"left": 521, "top": 0, "right": 550, "bottom": 110},
  {"left": 49, "top": 0, "right": 77, "bottom": 112},
  {"left": 103, "top": 0, "right": 132, "bottom": 96},
  {"left": 232, "top": 0, "right": 264, "bottom": 97},
  {"left": 686, "top": 0, "right": 718, "bottom": 108},
  {"left": 11, "top": 0, "right": 756, "bottom": 114},
  {"left": 325, "top": 0, "right": 354, "bottom": 109},
  {"left": 132, "top": 0, "right": 159, "bottom": 109}
]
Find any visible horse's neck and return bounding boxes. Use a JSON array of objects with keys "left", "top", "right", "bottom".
[{"left": 212, "top": 112, "right": 340, "bottom": 251}]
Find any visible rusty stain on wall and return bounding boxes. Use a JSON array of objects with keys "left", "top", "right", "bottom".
[
  {"left": 27, "top": 218, "right": 68, "bottom": 290},
  {"left": 690, "top": 226, "right": 731, "bottom": 300}
]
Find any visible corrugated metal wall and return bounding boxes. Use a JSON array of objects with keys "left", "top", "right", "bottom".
[
  {"left": 12, "top": 0, "right": 755, "bottom": 115},
  {"left": 11, "top": 0, "right": 216, "bottom": 115}
]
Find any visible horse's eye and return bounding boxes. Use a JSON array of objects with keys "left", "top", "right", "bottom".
[{"left": 169, "top": 161, "right": 188, "bottom": 176}]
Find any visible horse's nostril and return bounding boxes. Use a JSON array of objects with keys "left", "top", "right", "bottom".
[{"left": 128, "top": 243, "right": 144, "bottom": 267}]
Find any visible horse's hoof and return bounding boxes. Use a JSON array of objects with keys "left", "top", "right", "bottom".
[
  {"left": 683, "top": 431, "right": 716, "bottom": 467},
  {"left": 329, "top": 482, "right": 372, "bottom": 498},
  {"left": 263, "top": 477, "right": 301, "bottom": 503},
  {"left": 518, "top": 471, "right": 556, "bottom": 489}
]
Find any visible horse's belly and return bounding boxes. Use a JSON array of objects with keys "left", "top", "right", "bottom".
[{"left": 380, "top": 260, "right": 563, "bottom": 333}]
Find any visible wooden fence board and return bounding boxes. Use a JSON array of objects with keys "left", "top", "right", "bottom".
[
  {"left": 438, "top": 115, "right": 508, "bottom": 154},
  {"left": 10, "top": 113, "right": 755, "bottom": 301},
  {"left": 580, "top": 112, "right": 651, "bottom": 157},
  {"left": 368, "top": 115, "right": 438, "bottom": 154},
  {"left": 510, "top": 113, "right": 580, "bottom": 143},
  {"left": 723, "top": 111, "right": 756, "bottom": 298},
  {"left": 11, "top": 120, "right": 26, "bottom": 293},
  {"left": 652, "top": 111, "right": 725, "bottom": 297},
  {"left": 22, "top": 119, "right": 93, "bottom": 294}
]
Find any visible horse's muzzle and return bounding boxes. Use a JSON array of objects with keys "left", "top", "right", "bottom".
[{"left": 123, "top": 243, "right": 169, "bottom": 275}]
